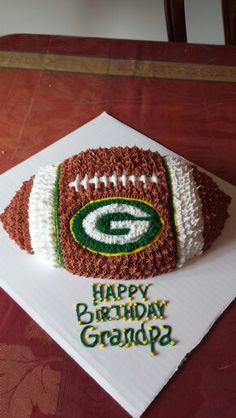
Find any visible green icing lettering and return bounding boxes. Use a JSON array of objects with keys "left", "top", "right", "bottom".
[
  {"left": 100, "top": 330, "right": 111, "bottom": 346},
  {"left": 110, "top": 329, "right": 122, "bottom": 346},
  {"left": 117, "top": 284, "right": 127, "bottom": 298},
  {"left": 147, "top": 302, "right": 158, "bottom": 319},
  {"left": 159, "top": 325, "right": 172, "bottom": 346},
  {"left": 134, "top": 303, "right": 147, "bottom": 320},
  {"left": 139, "top": 284, "right": 151, "bottom": 299},
  {"left": 124, "top": 328, "right": 135, "bottom": 344},
  {"left": 76, "top": 303, "right": 94, "bottom": 325},
  {"left": 105, "top": 285, "right": 117, "bottom": 300},
  {"left": 80, "top": 325, "right": 98, "bottom": 347},
  {"left": 149, "top": 326, "right": 161, "bottom": 353},
  {"left": 128, "top": 284, "right": 138, "bottom": 298},
  {"left": 110, "top": 304, "right": 121, "bottom": 319},
  {"left": 135, "top": 323, "right": 147, "bottom": 345},
  {"left": 100, "top": 306, "right": 110, "bottom": 322},
  {"left": 124, "top": 304, "right": 134, "bottom": 320},
  {"left": 92, "top": 284, "right": 103, "bottom": 305}
]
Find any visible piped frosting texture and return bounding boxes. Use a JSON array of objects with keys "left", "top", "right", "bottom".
[
  {"left": 163, "top": 155, "right": 204, "bottom": 267},
  {"left": 28, "top": 164, "right": 59, "bottom": 266},
  {"left": 69, "top": 172, "right": 159, "bottom": 191},
  {"left": 0, "top": 179, "right": 33, "bottom": 253},
  {"left": 192, "top": 165, "right": 231, "bottom": 251},
  {"left": 58, "top": 146, "right": 176, "bottom": 279},
  {"left": 0, "top": 146, "right": 231, "bottom": 280}
]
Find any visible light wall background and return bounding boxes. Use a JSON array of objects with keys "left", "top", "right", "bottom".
[{"left": 0, "top": 0, "right": 225, "bottom": 44}]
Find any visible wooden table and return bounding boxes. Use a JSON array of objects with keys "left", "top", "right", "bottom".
[{"left": 0, "top": 34, "right": 236, "bottom": 418}]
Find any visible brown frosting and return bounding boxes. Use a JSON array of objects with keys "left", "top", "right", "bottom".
[
  {"left": 0, "top": 147, "right": 231, "bottom": 280},
  {"left": 192, "top": 166, "right": 231, "bottom": 251},
  {"left": 58, "top": 146, "right": 176, "bottom": 279},
  {"left": 0, "top": 178, "right": 33, "bottom": 253}
]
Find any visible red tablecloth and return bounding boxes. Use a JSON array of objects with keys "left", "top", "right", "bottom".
[{"left": 0, "top": 34, "right": 236, "bottom": 418}]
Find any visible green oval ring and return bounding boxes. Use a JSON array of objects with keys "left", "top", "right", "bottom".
[{"left": 70, "top": 197, "right": 164, "bottom": 256}]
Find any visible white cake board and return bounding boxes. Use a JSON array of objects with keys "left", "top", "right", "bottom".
[{"left": 0, "top": 113, "right": 236, "bottom": 418}]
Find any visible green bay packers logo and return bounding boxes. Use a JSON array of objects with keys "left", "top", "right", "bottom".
[{"left": 70, "top": 197, "right": 164, "bottom": 256}]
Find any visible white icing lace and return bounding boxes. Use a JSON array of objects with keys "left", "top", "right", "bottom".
[
  {"left": 29, "top": 164, "right": 59, "bottom": 266},
  {"left": 69, "top": 172, "right": 158, "bottom": 191},
  {"left": 163, "top": 155, "right": 204, "bottom": 268}
]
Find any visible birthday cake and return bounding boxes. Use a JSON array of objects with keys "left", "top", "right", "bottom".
[{"left": 0, "top": 146, "right": 231, "bottom": 279}]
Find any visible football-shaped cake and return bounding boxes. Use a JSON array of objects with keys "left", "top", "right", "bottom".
[{"left": 0, "top": 146, "right": 231, "bottom": 279}]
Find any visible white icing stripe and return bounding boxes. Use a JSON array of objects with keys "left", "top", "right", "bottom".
[
  {"left": 69, "top": 172, "right": 158, "bottom": 191},
  {"left": 29, "top": 164, "right": 59, "bottom": 266},
  {"left": 164, "top": 155, "right": 204, "bottom": 268}
]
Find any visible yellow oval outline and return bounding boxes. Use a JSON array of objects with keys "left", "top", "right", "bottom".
[{"left": 70, "top": 197, "right": 165, "bottom": 257}]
